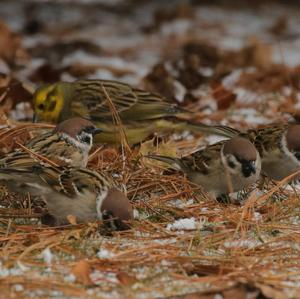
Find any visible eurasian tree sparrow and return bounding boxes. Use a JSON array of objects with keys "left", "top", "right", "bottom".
[
  {"left": 0, "top": 165, "right": 133, "bottom": 229},
  {"left": 146, "top": 137, "right": 261, "bottom": 200}
]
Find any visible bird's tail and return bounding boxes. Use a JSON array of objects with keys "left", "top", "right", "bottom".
[
  {"left": 0, "top": 167, "right": 37, "bottom": 183},
  {"left": 154, "top": 119, "right": 240, "bottom": 138},
  {"left": 0, "top": 167, "right": 29, "bottom": 174},
  {"left": 145, "top": 154, "right": 186, "bottom": 172},
  {"left": 188, "top": 122, "right": 240, "bottom": 138}
]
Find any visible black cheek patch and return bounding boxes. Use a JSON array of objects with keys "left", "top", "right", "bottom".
[
  {"left": 82, "top": 135, "right": 91, "bottom": 144},
  {"left": 241, "top": 160, "right": 256, "bottom": 178},
  {"left": 295, "top": 152, "right": 300, "bottom": 161}
]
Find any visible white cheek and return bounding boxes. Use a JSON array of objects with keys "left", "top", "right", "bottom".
[
  {"left": 62, "top": 133, "right": 91, "bottom": 152},
  {"left": 255, "top": 153, "right": 262, "bottom": 173},
  {"left": 222, "top": 154, "right": 241, "bottom": 174},
  {"left": 281, "top": 133, "right": 300, "bottom": 166},
  {"left": 230, "top": 161, "right": 242, "bottom": 175},
  {"left": 96, "top": 190, "right": 108, "bottom": 220}
]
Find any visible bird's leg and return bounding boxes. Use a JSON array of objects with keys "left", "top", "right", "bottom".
[
  {"left": 40, "top": 212, "right": 57, "bottom": 226},
  {"left": 216, "top": 193, "right": 231, "bottom": 204}
]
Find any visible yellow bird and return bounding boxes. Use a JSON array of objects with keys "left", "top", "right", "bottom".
[{"left": 32, "top": 79, "right": 212, "bottom": 145}]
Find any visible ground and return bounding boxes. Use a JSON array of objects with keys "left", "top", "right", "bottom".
[{"left": 0, "top": 1, "right": 300, "bottom": 298}]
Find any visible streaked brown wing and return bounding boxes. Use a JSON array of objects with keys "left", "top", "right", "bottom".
[
  {"left": 181, "top": 141, "right": 223, "bottom": 174},
  {"left": 38, "top": 167, "right": 112, "bottom": 198},
  {"left": 35, "top": 166, "right": 69, "bottom": 194},
  {"left": 71, "top": 79, "right": 180, "bottom": 121},
  {"left": 26, "top": 131, "right": 83, "bottom": 167},
  {"left": 0, "top": 152, "right": 39, "bottom": 169},
  {"left": 71, "top": 80, "right": 139, "bottom": 117},
  {"left": 252, "top": 125, "right": 287, "bottom": 155}
]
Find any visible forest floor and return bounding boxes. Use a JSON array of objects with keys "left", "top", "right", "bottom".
[{"left": 1, "top": 1, "right": 300, "bottom": 298}]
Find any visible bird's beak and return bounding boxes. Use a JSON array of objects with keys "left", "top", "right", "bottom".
[
  {"left": 92, "top": 128, "right": 104, "bottom": 135},
  {"left": 32, "top": 113, "right": 38, "bottom": 123}
]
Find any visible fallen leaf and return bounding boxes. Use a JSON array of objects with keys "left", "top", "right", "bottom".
[
  {"left": 0, "top": 20, "right": 28, "bottom": 65},
  {"left": 0, "top": 76, "right": 33, "bottom": 117},
  {"left": 29, "top": 63, "right": 63, "bottom": 83},
  {"left": 67, "top": 215, "right": 77, "bottom": 225},
  {"left": 211, "top": 81, "right": 236, "bottom": 110},
  {"left": 140, "top": 137, "right": 178, "bottom": 169},
  {"left": 72, "top": 260, "right": 93, "bottom": 286},
  {"left": 255, "top": 284, "right": 287, "bottom": 299},
  {"left": 116, "top": 272, "right": 137, "bottom": 286},
  {"left": 143, "top": 63, "right": 177, "bottom": 102}
]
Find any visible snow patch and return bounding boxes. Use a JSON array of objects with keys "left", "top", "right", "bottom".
[
  {"left": 97, "top": 248, "right": 114, "bottom": 259},
  {"left": 41, "top": 248, "right": 53, "bottom": 266},
  {"left": 167, "top": 217, "right": 206, "bottom": 231}
]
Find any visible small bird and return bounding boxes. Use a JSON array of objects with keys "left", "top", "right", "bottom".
[
  {"left": 0, "top": 117, "right": 103, "bottom": 195},
  {"left": 1, "top": 117, "right": 103, "bottom": 169},
  {"left": 32, "top": 79, "right": 210, "bottom": 145},
  {"left": 0, "top": 165, "right": 133, "bottom": 228},
  {"left": 198, "top": 124, "right": 300, "bottom": 181},
  {"left": 146, "top": 137, "right": 261, "bottom": 200}
]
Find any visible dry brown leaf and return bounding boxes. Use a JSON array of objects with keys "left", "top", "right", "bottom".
[
  {"left": 140, "top": 138, "right": 178, "bottom": 169},
  {"left": 116, "top": 271, "right": 137, "bottom": 286},
  {"left": 0, "top": 20, "right": 28, "bottom": 65},
  {"left": 29, "top": 63, "right": 63, "bottom": 83},
  {"left": 143, "top": 63, "right": 177, "bottom": 101},
  {"left": 140, "top": 138, "right": 177, "bottom": 157},
  {"left": 244, "top": 37, "right": 273, "bottom": 69},
  {"left": 72, "top": 260, "right": 93, "bottom": 286},
  {"left": 211, "top": 81, "right": 236, "bottom": 110},
  {"left": 269, "top": 16, "right": 288, "bottom": 36},
  {"left": 67, "top": 215, "right": 78, "bottom": 225},
  {"left": 255, "top": 284, "right": 288, "bottom": 299},
  {"left": 170, "top": 293, "right": 214, "bottom": 299},
  {"left": 0, "top": 76, "right": 32, "bottom": 111},
  {"left": 222, "top": 285, "right": 250, "bottom": 299}
]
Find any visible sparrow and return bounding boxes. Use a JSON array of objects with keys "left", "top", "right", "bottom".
[
  {"left": 32, "top": 79, "right": 211, "bottom": 145},
  {"left": 146, "top": 137, "right": 261, "bottom": 200},
  {"left": 200, "top": 124, "right": 300, "bottom": 181},
  {"left": 0, "top": 117, "right": 103, "bottom": 169},
  {"left": 0, "top": 117, "right": 103, "bottom": 195},
  {"left": 0, "top": 165, "right": 133, "bottom": 229}
]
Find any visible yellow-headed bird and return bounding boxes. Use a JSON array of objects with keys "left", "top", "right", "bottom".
[{"left": 32, "top": 79, "right": 212, "bottom": 144}]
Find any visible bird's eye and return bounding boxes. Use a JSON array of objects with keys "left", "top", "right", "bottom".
[
  {"left": 228, "top": 161, "right": 235, "bottom": 168},
  {"left": 38, "top": 103, "right": 45, "bottom": 110},
  {"left": 227, "top": 156, "right": 236, "bottom": 168}
]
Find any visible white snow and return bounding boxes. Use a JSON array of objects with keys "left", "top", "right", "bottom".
[
  {"left": 9, "top": 102, "right": 33, "bottom": 121},
  {"left": 41, "top": 248, "right": 53, "bottom": 266},
  {"left": 231, "top": 108, "right": 270, "bottom": 125},
  {"left": 97, "top": 248, "right": 115, "bottom": 259},
  {"left": 160, "top": 20, "right": 192, "bottom": 36},
  {"left": 167, "top": 217, "right": 206, "bottom": 231},
  {"left": 14, "top": 284, "right": 24, "bottom": 292},
  {"left": 64, "top": 274, "right": 76, "bottom": 283},
  {"left": 224, "top": 239, "right": 261, "bottom": 249},
  {"left": 173, "top": 80, "right": 187, "bottom": 103}
]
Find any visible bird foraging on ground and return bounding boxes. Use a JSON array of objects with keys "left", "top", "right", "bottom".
[
  {"left": 197, "top": 124, "right": 300, "bottom": 181},
  {"left": 0, "top": 117, "right": 102, "bottom": 194},
  {"left": 32, "top": 79, "right": 214, "bottom": 145},
  {"left": 0, "top": 165, "right": 133, "bottom": 229},
  {"left": 1, "top": 117, "right": 102, "bottom": 168},
  {"left": 146, "top": 137, "right": 261, "bottom": 201}
]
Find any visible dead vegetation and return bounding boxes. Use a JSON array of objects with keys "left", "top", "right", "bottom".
[{"left": 1, "top": 0, "right": 300, "bottom": 298}]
